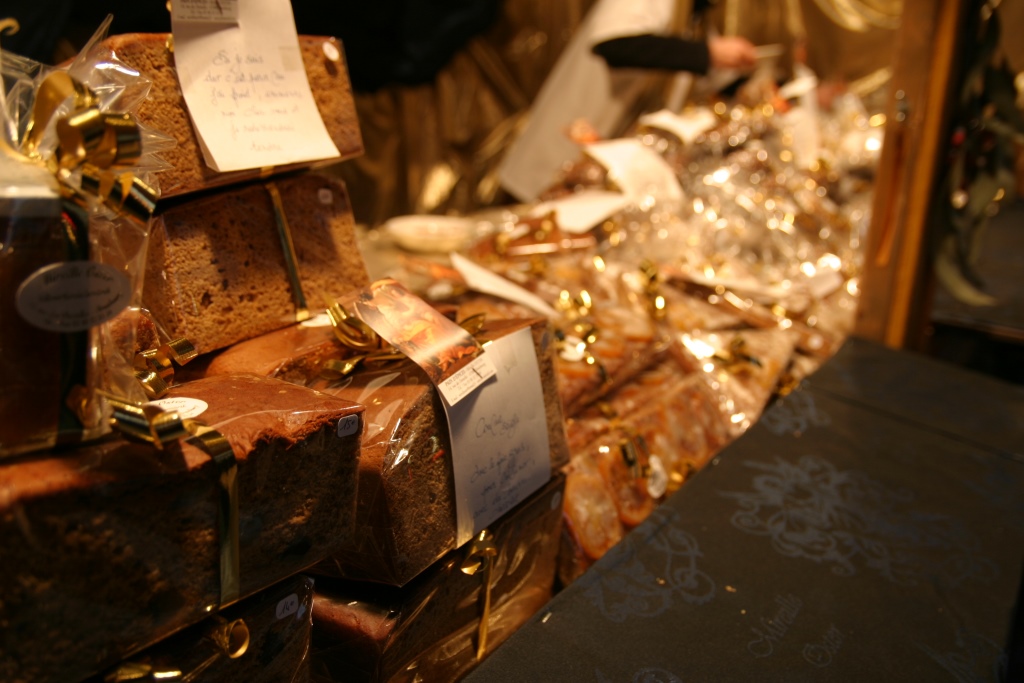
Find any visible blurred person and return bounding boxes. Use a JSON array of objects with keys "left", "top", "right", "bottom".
[{"left": 498, "top": 0, "right": 757, "bottom": 202}]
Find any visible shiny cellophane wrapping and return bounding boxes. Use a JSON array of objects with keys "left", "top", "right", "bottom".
[
  {"left": 93, "top": 575, "right": 316, "bottom": 683},
  {"left": 190, "top": 315, "right": 569, "bottom": 587},
  {"left": 560, "top": 361, "right": 731, "bottom": 585},
  {"left": 0, "top": 375, "right": 362, "bottom": 683},
  {"left": 143, "top": 173, "right": 370, "bottom": 355},
  {"left": 98, "top": 33, "right": 364, "bottom": 200},
  {"left": 309, "top": 473, "right": 565, "bottom": 683},
  {"left": 0, "top": 39, "right": 167, "bottom": 458}
]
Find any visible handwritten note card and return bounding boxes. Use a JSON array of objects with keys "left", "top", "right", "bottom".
[
  {"left": 171, "top": 0, "right": 340, "bottom": 172},
  {"left": 444, "top": 327, "right": 552, "bottom": 547}
]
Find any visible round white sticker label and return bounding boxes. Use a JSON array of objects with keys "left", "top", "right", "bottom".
[
  {"left": 146, "top": 397, "right": 209, "bottom": 420},
  {"left": 16, "top": 262, "right": 132, "bottom": 332},
  {"left": 318, "top": 188, "right": 334, "bottom": 205},
  {"left": 550, "top": 490, "right": 563, "bottom": 510},
  {"left": 646, "top": 454, "right": 668, "bottom": 499}
]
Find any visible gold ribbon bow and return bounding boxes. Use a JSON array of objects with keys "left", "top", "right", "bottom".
[
  {"left": 639, "top": 259, "right": 668, "bottom": 321},
  {"left": 133, "top": 338, "right": 199, "bottom": 400},
  {"left": 713, "top": 337, "right": 763, "bottom": 374},
  {"left": 460, "top": 529, "right": 498, "bottom": 661},
  {"left": 19, "top": 70, "right": 158, "bottom": 223},
  {"left": 102, "top": 394, "right": 241, "bottom": 609},
  {"left": 321, "top": 302, "right": 486, "bottom": 379}
]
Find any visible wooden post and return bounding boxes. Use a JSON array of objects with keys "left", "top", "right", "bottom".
[{"left": 854, "top": 0, "right": 972, "bottom": 349}]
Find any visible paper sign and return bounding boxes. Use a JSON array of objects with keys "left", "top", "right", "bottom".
[
  {"left": 173, "top": 0, "right": 239, "bottom": 23},
  {"left": 171, "top": 0, "right": 340, "bottom": 172},
  {"left": 639, "top": 108, "right": 717, "bottom": 146},
  {"left": 347, "top": 278, "right": 494, "bottom": 405},
  {"left": 584, "top": 139, "right": 684, "bottom": 206},
  {"left": 450, "top": 253, "right": 560, "bottom": 319},
  {"left": 445, "top": 327, "right": 552, "bottom": 546},
  {"left": 529, "top": 190, "right": 631, "bottom": 234}
]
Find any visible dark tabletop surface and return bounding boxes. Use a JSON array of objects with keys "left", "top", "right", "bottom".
[{"left": 467, "top": 337, "right": 1024, "bottom": 682}]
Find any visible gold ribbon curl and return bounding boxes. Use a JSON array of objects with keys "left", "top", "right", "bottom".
[
  {"left": 133, "top": 338, "right": 199, "bottom": 400},
  {"left": 104, "top": 616, "right": 250, "bottom": 682},
  {"left": 20, "top": 70, "right": 158, "bottom": 224},
  {"left": 320, "top": 302, "right": 487, "bottom": 380},
  {"left": 460, "top": 529, "right": 498, "bottom": 661}
]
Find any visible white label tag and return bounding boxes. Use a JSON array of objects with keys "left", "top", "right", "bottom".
[
  {"left": 275, "top": 593, "right": 299, "bottom": 620},
  {"left": 638, "top": 107, "right": 717, "bottom": 146},
  {"left": 529, "top": 190, "right": 632, "bottom": 234},
  {"left": 444, "top": 328, "right": 551, "bottom": 547},
  {"left": 646, "top": 454, "right": 668, "bottom": 499},
  {"left": 336, "top": 414, "right": 360, "bottom": 438},
  {"left": 450, "top": 253, "right": 560, "bottom": 319},
  {"left": 436, "top": 354, "right": 496, "bottom": 406},
  {"left": 146, "top": 397, "right": 209, "bottom": 420},
  {"left": 172, "top": 0, "right": 239, "bottom": 23},
  {"left": 584, "top": 139, "right": 684, "bottom": 206},
  {"left": 16, "top": 262, "right": 132, "bottom": 333},
  {"left": 171, "top": 0, "right": 340, "bottom": 172}
]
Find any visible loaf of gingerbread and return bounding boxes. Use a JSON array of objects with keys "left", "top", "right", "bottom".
[
  {"left": 309, "top": 474, "right": 564, "bottom": 683},
  {"left": 94, "top": 574, "right": 315, "bottom": 683},
  {"left": 194, "top": 315, "right": 569, "bottom": 586},
  {"left": 97, "top": 33, "right": 363, "bottom": 199},
  {"left": 143, "top": 173, "right": 369, "bottom": 354},
  {"left": 0, "top": 375, "right": 363, "bottom": 683}
]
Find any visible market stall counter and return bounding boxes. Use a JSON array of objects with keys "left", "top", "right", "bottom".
[{"left": 464, "top": 338, "right": 1024, "bottom": 682}]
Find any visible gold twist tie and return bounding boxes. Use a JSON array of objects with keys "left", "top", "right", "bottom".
[
  {"left": 639, "top": 260, "right": 667, "bottom": 321},
  {"left": 460, "top": 529, "right": 498, "bottom": 661},
  {"left": 133, "top": 338, "right": 199, "bottom": 400},
  {"left": 554, "top": 289, "right": 609, "bottom": 385},
  {"left": 266, "top": 182, "right": 310, "bottom": 322},
  {"left": 713, "top": 337, "right": 763, "bottom": 373},
  {"left": 101, "top": 394, "right": 241, "bottom": 608},
  {"left": 597, "top": 402, "right": 652, "bottom": 480}
]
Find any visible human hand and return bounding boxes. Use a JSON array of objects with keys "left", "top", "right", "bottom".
[{"left": 708, "top": 36, "right": 758, "bottom": 70}]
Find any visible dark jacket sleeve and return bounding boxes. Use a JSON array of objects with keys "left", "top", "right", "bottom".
[{"left": 592, "top": 34, "right": 712, "bottom": 75}]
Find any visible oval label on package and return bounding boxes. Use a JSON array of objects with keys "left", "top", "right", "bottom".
[
  {"left": 276, "top": 593, "right": 300, "bottom": 620},
  {"left": 146, "top": 397, "right": 209, "bottom": 420},
  {"left": 16, "top": 262, "right": 132, "bottom": 333},
  {"left": 336, "top": 414, "right": 360, "bottom": 438}
]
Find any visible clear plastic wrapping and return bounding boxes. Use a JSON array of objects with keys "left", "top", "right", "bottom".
[
  {"left": 309, "top": 473, "right": 565, "bottom": 683},
  {"left": 143, "top": 173, "right": 369, "bottom": 354},
  {"left": 560, "top": 362, "right": 730, "bottom": 585},
  {"left": 94, "top": 575, "right": 316, "bottom": 683},
  {"left": 1, "top": 26, "right": 169, "bottom": 458},
  {"left": 0, "top": 374, "right": 362, "bottom": 683},
  {"left": 193, "top": 315, "right": 568, "bottom": 587}
]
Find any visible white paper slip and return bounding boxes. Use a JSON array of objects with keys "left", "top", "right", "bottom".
[
  {"left": 529, "top": 190, "right": 631, "bottom": 234},
  {"left": 171, "top": 0, "right": 340, "bottom": 172},
  {"left": 437, "top": 353, "right": 497, "bottom": 406},
  {"left": 584, "top": 139, "right": 684, "bottom": 206},
  {"left": 778, "top": 73, "right": 819, "bottom": 101},
  {"left": 444, "top": 327, "right": 552, "bottom": 547},
  {"left": 450, "top": 252, "right": 561, "bottom": 319},
  {"left": 173, "top": 0, "right": 239, "bottom": 23},
  {"left": 639, "top": 108, "right": 717, "bottom": 146}
]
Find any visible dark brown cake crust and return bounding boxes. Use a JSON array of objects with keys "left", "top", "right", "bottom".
[{"left": 0, "top": 375, "right": 362, "bottom": 683}]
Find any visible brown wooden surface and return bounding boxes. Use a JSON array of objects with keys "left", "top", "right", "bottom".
[{"left": 854, "top": 0, "right": 971, "bottom": 349}]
